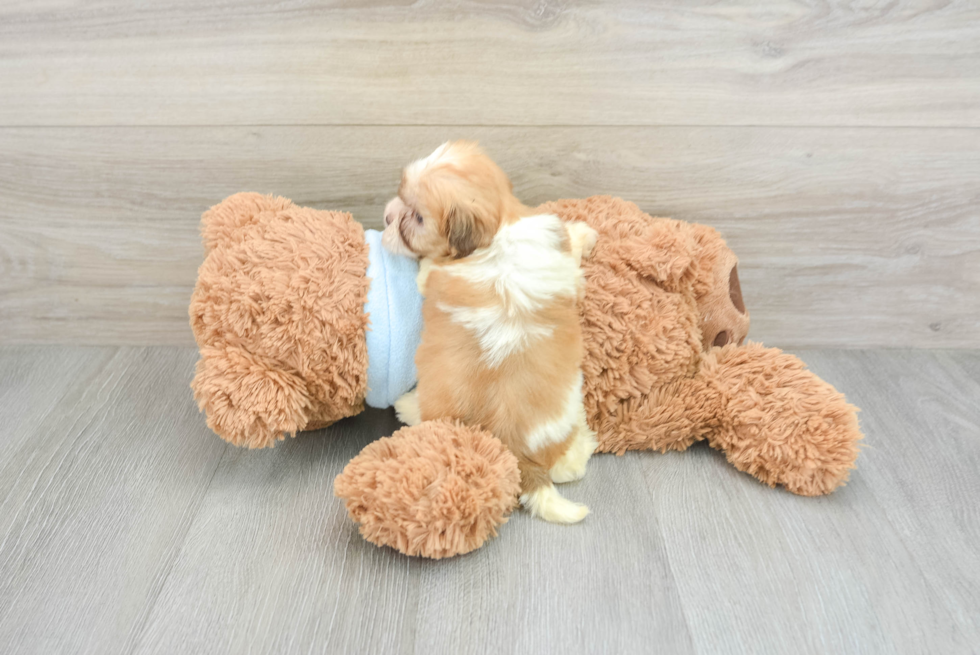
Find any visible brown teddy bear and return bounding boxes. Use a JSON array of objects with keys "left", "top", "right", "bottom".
[{"left": 190, "top": 193, "right": 862, "bottom": 559}]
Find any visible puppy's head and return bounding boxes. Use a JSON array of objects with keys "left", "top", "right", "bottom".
[{"left": 382, "top": 141, "right": 519, "bottom": 260}]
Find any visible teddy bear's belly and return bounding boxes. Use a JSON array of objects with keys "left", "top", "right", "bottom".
[{"left": 580, "top": 284, "right": 702, "bottom": 428}]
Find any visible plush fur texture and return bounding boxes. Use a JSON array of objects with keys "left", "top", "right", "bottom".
[
  {"left": 334, "top": 419, "right": 521, "bottom": 559},
  {"left": 538, "top": 196, "right": 860, "bottom": 495},
  {"left": 189, "top": 193, "right": 370, "bottom": 448},
  {"left": 190, "top": 192, "right": 863, "bottom": 557}
]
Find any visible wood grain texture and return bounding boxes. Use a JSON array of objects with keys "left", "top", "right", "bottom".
[
  {"left": 409, "top": 452, "right": 694, "bottom": 655},
  {"left": 0, "top": 347, "right": 227, "bottom": 654},
  {"left": 131, "top": 408, "right": 421, "bottom": 654},
  {"left": 950, "top": 351, "right": 980, "bottom": 389},
  {"left": 645, "top": 349, "right": 980, "bottom": 654},
  {"left": 1, "top": 125, "right": 977, "bottom": 347},
  {"left": 0, "top": 347, "right": 978, "bottom": 654},
  {"left": 0, "top": 346, "right": 115, "bottom": 454},
  {"left": 134, "top": 415, "right": 696, "bottom": 655},
  {"left": 0, "top": 1, "right": 978, "bottom": 127},
  {"left": 801, "top": 349, "right": 980, "bottom": 647}
]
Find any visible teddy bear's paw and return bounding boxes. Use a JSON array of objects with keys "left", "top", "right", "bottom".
[
  {"left": 550, "top": 424, "right": 598, "bottom": 483},
  {"left": 702, "top": 343, "right": 863, "bottom": 496},
  {"left": 191, "top": 346, "right": 313, "bottom": 449},
  {"left": 521, "top": 485, "right": 590, "bottom": 524}
]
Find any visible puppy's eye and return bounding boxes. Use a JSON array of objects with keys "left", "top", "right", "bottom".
[{"left": 415, "top": 212, "right": 423, "bottom": 225}]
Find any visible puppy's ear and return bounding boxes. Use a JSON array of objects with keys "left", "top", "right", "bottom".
[{"left": 445, "top": 204, "right": 493, "bottom": 259}]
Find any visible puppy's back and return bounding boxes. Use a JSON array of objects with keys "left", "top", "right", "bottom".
[{"left": 415, "top": 214, "right": 585, "bottom": 459}]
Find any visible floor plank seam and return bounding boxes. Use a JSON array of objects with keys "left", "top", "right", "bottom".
[
  {"left": 632, "top": 454, "right": 699, "bottom": 654},
  {"left": 0, "top": 349, "right": 123, "bottom": 576},
  {"left": 0, "top": 351, "right": 117, "bottom": 513},
  {"left": 123, "top": 442, "right": 228, "bottom": 655}
]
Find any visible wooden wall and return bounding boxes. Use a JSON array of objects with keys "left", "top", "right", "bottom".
[{"left": 1, "top": 1, "right": 977, "bottom": 347}]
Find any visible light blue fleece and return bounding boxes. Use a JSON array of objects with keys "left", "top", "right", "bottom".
[{"left": 363, "top": 229, "right": 423, "bottom": 409}]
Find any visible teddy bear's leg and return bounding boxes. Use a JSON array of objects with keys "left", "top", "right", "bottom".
[
  {"left": 549, "top": 408, "right": 598, "bottom": 483},
  {"left": 596, "top": 344, "right": 861, "bottom": 495},
  {"left": 699, "top": 343, "right": 862, "bottom": 496},
  {"left": 191, "top": 346, "right": 315, "bottom": 449}
]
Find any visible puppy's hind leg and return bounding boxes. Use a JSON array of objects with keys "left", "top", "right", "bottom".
[{"left": 550, "top": 417, "right": 598, "bottom": 484}]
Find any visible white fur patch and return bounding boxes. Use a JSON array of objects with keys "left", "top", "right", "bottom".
[
  {"left": 394, "top": 390, "right": 421, "bottom": 426},
  {"left": 405, "top": 141, "right": 453, "bottom": 180},
  {"left": 445, "top": 214, "right": 581, "bottom": 313},
  {"left": 524, "top": 373, "right": 585, "bottom": 453},
  {"left": 435, "top": 214, "right": 581, "bottom": 366},
  {"left": 437, "top": 302, "right": 553, "bottom": 369},
  {"left": 416, "top": 257, "right": 433, "bottom": 295},
  {"left": 549, "top": 415, "right": 597, "bottom": 483},
  {"left": 520, "top": 485, "right": 589, "bottom": 524}
]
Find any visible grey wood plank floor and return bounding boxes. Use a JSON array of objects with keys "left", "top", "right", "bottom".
[{"left": 0, "top": 347, "right": 977, "bottom": 654}]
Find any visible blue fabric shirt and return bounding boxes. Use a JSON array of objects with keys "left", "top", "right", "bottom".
[{"left": 362, "top": 229, "right": 423, "bottom": 408}]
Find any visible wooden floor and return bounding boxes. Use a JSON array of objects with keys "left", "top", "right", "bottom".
[{"left": 0, "top": 346, "right": 977, "bottom": 654}]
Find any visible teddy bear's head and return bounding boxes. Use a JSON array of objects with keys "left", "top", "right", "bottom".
[
  {"left": 537, "top": 196, "right": 750, "bottom": 452},
  {"left": 189, "top": 193, "right": 371, "bottom": 448}
]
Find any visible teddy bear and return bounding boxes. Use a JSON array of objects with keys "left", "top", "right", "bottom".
[{"left": 190, "top": 192, "right": 862, "bottom": 559}]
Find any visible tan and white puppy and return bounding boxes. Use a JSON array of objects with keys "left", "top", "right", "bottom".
[{"left": 383, "top": 141, "right": 598, "bottom": 524}]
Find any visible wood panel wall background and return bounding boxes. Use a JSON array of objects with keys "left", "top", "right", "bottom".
[{"left": 1, "top": 0, "right": 977, "bottom": 347}]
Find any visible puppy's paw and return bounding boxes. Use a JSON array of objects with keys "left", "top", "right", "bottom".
[
  {"left": 394, "top": 390, "right": 422, "bottom": 426},
  {"left": 520, "top": 485, "right": 590, "bottom": 524},
  {"left": 549, "top": 463, "right": 586, "bottom": 484},
  {"left": 550, "top": 428, "right": 597, "bottom": 483},
  {"left": 566, "top": 222, "right": 599, "bottom": 263}
]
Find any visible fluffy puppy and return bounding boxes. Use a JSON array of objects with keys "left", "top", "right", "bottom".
[{"left": 383, "top": 141, "right": 599, "bottom": 524}]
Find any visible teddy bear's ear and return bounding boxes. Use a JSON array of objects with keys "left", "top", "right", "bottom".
[
  {"left": 605, "top": 220, "right": 697, "bottom": 293},
  {"left": 191, "top": 345, "right": 314, "bottom": 449},
  {"left": 200, "top": 193, "right": 294, "bottom": 254}
]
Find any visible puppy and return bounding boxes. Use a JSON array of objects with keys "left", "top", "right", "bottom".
[{"left": 382, "top": 141, "right": 598, "bottom": 523}]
